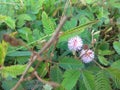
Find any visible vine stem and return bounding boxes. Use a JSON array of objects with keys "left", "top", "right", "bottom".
[{"left": 11, "top": 15, "right": 68, "bottom": 90}]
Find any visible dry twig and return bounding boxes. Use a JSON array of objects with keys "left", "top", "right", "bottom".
[{"left": 11, "top": 15, "right": 68, "bottom": 90}]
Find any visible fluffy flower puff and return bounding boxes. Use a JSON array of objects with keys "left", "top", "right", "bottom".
[
  {"left": 80, "top": 49, "right": 94, "bottom": 63},
  {"left": 68, "top": 36, "right": 83, "bottom": 51}
]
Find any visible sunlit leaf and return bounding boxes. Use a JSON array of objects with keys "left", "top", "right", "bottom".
[
  {"left": 111, "top": 60, "right": 120, "bottom": 70},
  {"left": 37, "top": 62, "right": 49, "bottom": 78},
  {"left": 5, "top": 16, "right": 15, "bottom": 29},
  {"left": 0, "top": 15, "right": 7, "bottom": 23},
  {"left": 42, "top": 11, "right": 55, "bottom": 34},
  {"left": 0, "top": 41, "right": 8, "bottom": 66},
  {"left": 17, "top": 14, "right": 32, "bottom": 27},
  {"left": 98, "top": 55, "right": 109, "bottom": 66},
  {"left": 1, "top": 65, "right": 34, "bottom": 78},
  {"left": 98, "top": 50, "right": 114, "bottom": 55}
]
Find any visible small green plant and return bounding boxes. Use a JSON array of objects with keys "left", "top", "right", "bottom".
[{"left": 0, "top": 0, "right": 120, "bottom": 90}]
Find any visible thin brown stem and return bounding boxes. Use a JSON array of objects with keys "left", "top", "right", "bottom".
[
  {"left": 34, "top": 16, "right": 68, "bottom": 71},
  {"left": 38, "top": 16, "right": 68, "bottom": 55},
  {"left": 93, "top": 60, "right": 104, "bottom": 69},
  {"left": 11, "top": 15, "right": 68, "bottom": 90},
  {"left": 11, "top": 52, "right": 38, "bottom": 90}
]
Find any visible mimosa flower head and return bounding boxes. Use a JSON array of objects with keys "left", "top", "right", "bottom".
[
  {"left": 68, "top": 36, "right": 83, "bottom": 51},
  {"left": 80, "top": 49, "right": 94, "bottom": 63}
]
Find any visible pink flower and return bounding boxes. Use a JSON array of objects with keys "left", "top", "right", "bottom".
[
  {"left": 68, "top": 36, "right": 83, "bottom": 51},
  {"left": 80, "top": 49, "right": 94, "bottom": 63}
]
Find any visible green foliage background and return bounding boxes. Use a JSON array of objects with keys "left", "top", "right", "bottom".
[{"left": 0, "top": 0, "right": 120, "bottom": 90}]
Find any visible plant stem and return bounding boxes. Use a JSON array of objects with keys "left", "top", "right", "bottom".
[
  {"left": 93, "top": 60, "right": 104, "bottom": 69},
  {"left": 11, "top": 15, "right": 68, "bottom": 90}
]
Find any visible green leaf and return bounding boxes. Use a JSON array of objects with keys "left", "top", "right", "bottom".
[
  {"left": 0, "top": 45, "right": 4, "bottom": 65},
  {"left": 113, "top": 41, "right": 120, "bottom": 55},
  {"left": 111, "top": 60, "right": 120, "bottom": 70},
  {"left": 79, "top": 78, "right": 87, "bottom": 90},
  {"left": 0, "top": 41, "right": 8, "bottom": 66},
  {"left": 2, "top": 79, "right": 24, "bottom": 90},
  {"left": 59, "top": 57, "right": 84, "bottom": 70},
  {"left": 63, "top": 17, "right": 77, "bottom": 31},
  {"left": 17, "top": 14, "right": 32, "bottom": 27},
  {"left": 107, "top": 67, "right": 120, "bottom": 89},
  {"left": 50, "top": 66, "right": 62, "bottom": 83},
  {"left": 37, "top": 62, "right": 49, "bottom": 78},
  {"left": 5, "top": 16, "right": 15, "bottom": 29},
  {"left": 7, "top": 51, "right": 32, "bottom": 57},
  {"left": 17, "top": 14, "right": 32, "bottom": 21},
  {"left": 15, "top": 56, "right": 29, "bottom": 64},
  {"left": 18, "top": 27, "right": 34, "bottom": 42},
  {"left": 0, "top": 15, "right": 7, "bottom": 23},
  {"left": 95, "top": 70, "right": 112, "bottom": 90},
  {"left": 60, "top": 50, "right": 71, "bottom": 58},
  {"left": 80, "top": 29, "right": 92, "bottom": 44},
  {"left": 112, "top": 3, "right": 120, "bottom": 8},
  {"left": 81, "top": 70, "right": 95, "bottom": 90},
  {"left": 71, "top": 0, "right": 78, "bottom": 4},
  {"left": 98, "top": 50, "right": 114, "bottom": 55},
  {"left": 54, "top": 86, "right": 65, "bottom": 90},
  {"left": 24, "top": 0, "right": 45, "bottom": 14},
  {"left": 59, "top": 20, "right": 98, "bottom": 42},
  {"left": 108, "top": 0, "right": 120, "bottom": 8},
  {"left": 1, "top": 65, "right": 34, "bottom": 78},
  {"left": 85, "top": 0, "right": 96, "bottom": 4},
  {"left": 79, "top": 15, "right": 90, "bottom": 25},
  {"left": 24, "top": 80, "right": 43, "bottom": 89},
  {"left": 42, "top": 11, "right": 55, "bottom": 34},
  {"left": 18, "top": 27, "right": 32, "bottom": 35},
  {"left": 33, "top": 29, "right": 43, "bottom": 40},
  {"left": 34, "top": 0, "right": 45, "bottom": 14},
  {"left": 62, "top": 69, "right": 80, "bottom": 90},
  {"left": 98, "top": 55, "right": 109, "bottom": 66},
  {"left": 98, "top": 42, "right": 109, "bottom": 50}
]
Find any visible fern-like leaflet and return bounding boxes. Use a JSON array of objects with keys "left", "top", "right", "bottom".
[{"left": 95, "top": 70, "right": 112, "bottom": 90}]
